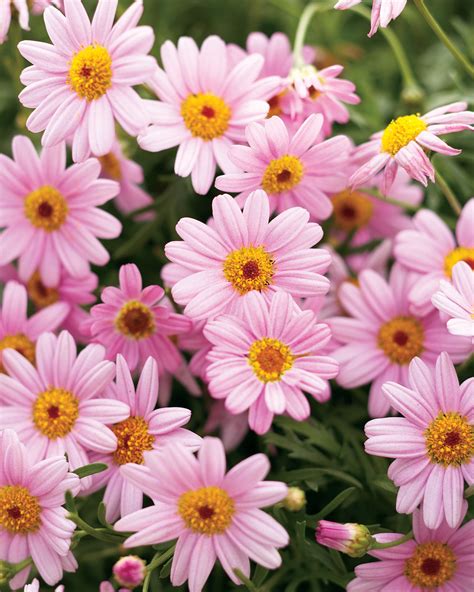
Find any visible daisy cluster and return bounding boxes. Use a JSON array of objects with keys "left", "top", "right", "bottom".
[{"left": 0, "top": 1, "right": 473, "bottom": 591}]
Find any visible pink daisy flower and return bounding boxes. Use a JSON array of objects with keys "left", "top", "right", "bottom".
[
  {"left": 0, "top": 330, "right": 129, "bottom": 476},
  {"left": 350, "top": 102, "right": 474, "bottom": 192},
  {"left": 18, "top": 0, "right": 156, "bottom": 162},
  {"left": 394, "top": 198, "right": 474, "bottom": 316},
  {"left": 86, "top": 355, "right": 200, "bottom": 523},
  {"left": 204, "top": 291, "right": 339, "bottom": 434},
  {"left": 316, "top": 521, "right": 372, "bottom": 557},
  {"left": 432, "top": 261, "right": 474, "bottom": 341},
  {"left": 165, "top": 190, "right": 331, "bottom": 320},
  {"left": 348, "top": 505, "right": 474, "bottom": 591},
  {"left": 0, "top": 0, "right": 60, "bottom": 44},
  {"left": 114, "top": 437, "right": 289, "bottom": 592},
  {"left": 216, "top": 115, "right": 350, "bottom": 220},
  {"left": 365, "top": 352, "right": 473, "bottom": 529},
  {"left": 86, "top": 263, "right": 192, "bottom": 373},
  {"left": 0, "top": 280, "right": 68, "bottom": 373},
  {"left": 139, "top": 35, "right": 280, "bottom": 195},
  {"left": 98, "top": 140, "right": 153, "bottom": 219},
  {"left": 0, "top": 429, "right": 80, "bottom": 589},
  {"left": 335, "top": 0, "right": 407, "bottom": 37},
  {"left": 0, "top": 136, "right": 121, "bottom": 286},
  {"left": 0, "top": 264, "right": 17, "bottom": 283},
  {"left": 330, "top": 264, "right": 471, "bottom": 417}
]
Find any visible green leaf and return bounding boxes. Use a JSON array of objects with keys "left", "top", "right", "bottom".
[
  {"left": 252, "top": 564, "right": 268, "bottom": 586},
  {"left": 276, "top": 468, "right": 363, "bottom": 489},
  {"left": 97, "top": 502, "right": 112, "bottom": 528},
  {"left": 65, "top": 490, "right": 76, "bottom": 513},
  {"left": 73, "top": 463, "right": 108, "bottom": 479},
  {"left": 159, "top": 557, "right": 172, "bottom": 578},
  {"left": 307, "top": 487, "right": 359, "bottom": 522}
]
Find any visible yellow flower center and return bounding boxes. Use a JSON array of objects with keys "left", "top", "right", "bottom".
[
  {"left": 111, "top": 416, "right": 155, "bottom": 465},
  {"left": 248, "top": 337, "right": 294, "bottom": 382},
  {"left": 68, "top": 44, "right": 113, "bottom": 101},
  {"left": 24, "top": 185, "right": 68, "bottom": 232},
  {"left": 261, "top": 155, "right": 304, "bottom": 194},
  {"left": 381, "top": 114, "right": 427, "bottom": 156},
  {"left": 98, "top": 152, "right": 122, "bottom": 181},
  {"left": 178, "top": 486, "right": 235, "bottom": 535},
  {"left": 332, "top": 190, "right": 374, "bottom": 232},
  {"left": 444, "top": 246, "right": 474, "bottom": 278},
  {"left": 405, "top": 542, "right": 456, "bottom": 589},
  {"left": 27, "top": 271, "right": 59, "bottom": 309},
  {"left": 223, "top": 245, "right": 275, "bottom": 295},
  {"left": 0, "top": 333, "right": 35, "bottom": 373},
  {"left": 267, "top": 91, "right": 286, "bottom": 117},
  {"left": 181, "top": 93, "right": 231, "bottom": 141},
  {"left": 424, "top": 412, "right": 474, "bottom": 466},
  {"left": 377, "top": 316, "right": 424, "bottom": 365},
  {"left": 33, "top": 388, "right": 79, "bottom": 439},
  {"left": 115, "top": 300, "right": 155, "bottom": 340},
  {"left": 0, "top": 485, "right": 41, "bottom": 534}
]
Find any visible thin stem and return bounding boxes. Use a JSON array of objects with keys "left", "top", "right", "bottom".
[
  {"left": 413, "top": 0, "right": 474, "bottom": 79},
  {"left": 292, "top": 2, "right": 333, "bottom": 67},
  {"left": 361, "top": 187, "right": 421, "bottom": 212},
  {"left": 68, "top": 513, "right": 126, "bottom": 544},
  {"left": 434, "top": 170, "right": 462, "bottom": 216},
  {"left": 371, "top": 531, "right": 413, "bottom": 550},
  {"left": 234, "top": 569, "right": 259, "bottom": 591},
  {"left": 146, "top": 544, "right": 176, "bottom": 573}
]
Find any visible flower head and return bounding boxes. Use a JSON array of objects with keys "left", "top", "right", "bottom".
[
  {"left": 335, "top": 0, "right": 408, "bottom": 37},
  {"left": 316, "top": 521, "right": 372, "bottom": 557},
  {"left": 113, "top": 555, "right": 146, "bottom": 589},
  {"left": 283, "top": 487, "right": 306, "bottom": 512},
  {"left": 0, "top": 136, "right": 121, "bottom": 285},
  {"left": 115, "top": 437, "right": 289, "bottom": 592},
  {"left": 0, "top": 1, "right": 61, "bottom": 45},
  {"left": 365, "top": 353, "right": 473, "bottom": 528},
  {"left": 18, "top": 0, "right": 156, "bottom": 161}
]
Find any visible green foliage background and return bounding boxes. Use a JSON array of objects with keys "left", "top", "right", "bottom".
[{"left": 0, "top": 1, "right": 473, "bottom": 590}]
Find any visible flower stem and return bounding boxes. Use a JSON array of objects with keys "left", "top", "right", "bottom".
[
  {"left": 370, "top": 531, "right": 413, "bottom": 549},
  {"left": 68, "top": 513, "right": 126, "bottom": 544},
  {"left": 413, "top": 0, "right": 474, "bottom": 79},
  {"left": 292, "top": 2, "right": 333, "bottom": 67},
  {"left": 434, "top": 170, "right": 462, "bottom": 216},
  {"left": 234, "top": 569, "right": 259, "bottom": 591},
  {"left": 362, "top": 187, "right": 421, "bottom": 212},
  {"left": 146, "top": 544, "right": 176, "bottom": 573}
]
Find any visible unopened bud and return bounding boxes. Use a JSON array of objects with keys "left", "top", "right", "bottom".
[
  {"left": 316, "top": 521, "right": 372, "bottom": 557},
  {"left": 113, "top": 555, "right": 146, "bottom": 589},
  {"left": 283, "top": 487, "right": 306, "bottom": 511}
]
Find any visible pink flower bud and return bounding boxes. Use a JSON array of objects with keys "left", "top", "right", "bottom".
[
  {"left": 316, "top": 520, "right": 373, "bottom": 557},
  {"left": 113, "top": 556, "right": 146, "bottom": 589}
]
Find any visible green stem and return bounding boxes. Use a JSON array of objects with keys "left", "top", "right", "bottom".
[
  {"left": 371, "top": 531, "right": 413, "bottom": 550},
  {"left": 362, "top": 187, "right": 421, "bottom": 212},
  {"left": 146, "top": 544, "right": 176, "bottom": 573},
  {"left": 434, "top": 170, "right": 462, "bottom": 215},
  {"left": 68, "top": 513, "right": 126, "bottom": 544},
  {"left": 413, "top": 0, "right": 474, "bottom": 79},
  {"left": 292, "top": 2, "right": 333, "bottom": 67},
  {"left": 234, "top": 569, "right": 259, "bottom": 591}
]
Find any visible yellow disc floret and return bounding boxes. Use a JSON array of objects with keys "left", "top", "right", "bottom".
[
  {"left": 248, "top": 337, "right": 294, "bottom": 382},
  {"left": 381, "top": 114, "right": 427, "bottom": 156},
  {"left": 261, "top": 155, "right": 304, "bottom": 194},
  {"left": 0, "top": 333, "right": 35, "bottom": 373},
  {"left": 377, "top": 316, "right": 424, "bottom": 365},
  {"left": 405, "top": 542, "right": 456, "bottom": 589},
  {"left": 181, "top": 93, "right": 231, "bottom": 140},
  {"left": 424, "top": 412, "right": 473, "bottom": 466},
  {"left": 332, "top": 190, "right": 374, "bottom": 232},
  {"left": 27, "top": 271, "right": 59, "bottom": 309},
  {"left": 0, "top": 485, "right": 41, "bottom": 534},
  {"left": 111, "top": 416, "right": 155, "bottom": 465},
  {"left": 223, "top": 246, "right": 275, "bottom": 295},
  {"left": 178, "top": 486, "right": 235, "bottom": 535},
  {"left": 98, "top": 152, "right": 122, "bottom": 181},
  {"left": 444, "top": 247, "right": 474, "bottom": 278},
  {"left": 68, "top": 45, "right": 113, "bottom": 101},
  {"left": 33, "top": 388, "right": 79, "bottom": 439},
  {"left": 24, "top": 185, "right": 68, "bottom": 232},
  {"left": 115, "top": 301, "right": 156, "bottom": 340}
]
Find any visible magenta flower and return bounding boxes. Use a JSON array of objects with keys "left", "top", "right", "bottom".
[
  {"left": 216, "top": 115, "right": 350, "bottom": 220},
  {"left": 365, "top": 353, "right": 473, "bottom": 528},
  {"left": 18, "top": 0, "right": 156, "bottom": 161},
  {"left": 348, "top": 505, "right": 474, "bottom": 590},
  {"left": 139, "top": 35, "right": 280, "bottom": 194},
  {"left": 0, "top": 136, "right": 121, "bottom": 286},
  {"left": 330, "top": 264, "right": 471, "bottom": 417},
  {"left": 165, "top": 190, "right": 330, "bottom": 320},
  {"left": 85, "top": 355, "right": 201, "bottom": 523},
  {"left": 0, "top": 429, "right": 80, "bottom": 589},
  {"left": 0, "top": 280, "right": 68, "bottom": 373},
  {"left": 112, "top": 555, "right": 146, "bottom": 589},
  {"left": 335, "top": 0, "right": 407, "bottom": 37},
  {"left": 204, "top": 291, "right": 339, "bottom": 434},
  {"left": 350, "top": 102, "right": 474, "bottom": 192},
  {"left": 115, "top": 437, "right": 289, "bottom": 592},
  {"left": 86, "top": 264, "right": 192, "bottom": 373},
  {"left": 395, "top": 198, "right": 474, "bottom": 316},
  {"left": 432, "top": 262, "right": 474, "bottom": 341},
  {"left": 316, "top": 521, "right": 372, "bottom": 557},
  {"left": 0, "top": 331, "right": 129, "bottom": 476}
]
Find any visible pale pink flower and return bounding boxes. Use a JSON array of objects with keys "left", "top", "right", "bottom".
[
  {"left": 164, "top": 190, "right": 331, "bottom": 320},
  {"left": 316, "top": 521, "right": 372, "bottom": 557},
  {"left": 0, "top": 264, "right": 17, "bottom": 283},
  {"left": 365, "top": 352, "right": 473, "bottom": 529},
  {"left": 216, "top": 115, "right": 350, "bottom": 220},
  {"left": 0, "top": 136, "right": 121, "bottom": 286},
  {"left": 350, "top": 102, "right": 474, "bottom": 192},
  {"left": 139, "top": 35, "right": 280, "bottom": 194},
  {"left": 112, "top": 555, "right": 145, "bottom": 589},
  {"left": 85, "top": 355, "right": 201, "bottom": 523},
  {"left": 0, "top": 280, "right": 68, "bottom": 373},
  {"left": 330, "top": 264, "right": 471, "bottom": 417},
  {"left": 395, "top": 199, "right": 474, "bottom": 315},
  {"left": 86, "top": 264, "right": 192, "bottom": 373},
  {"left": 335, "top": 0, "right": 407, "bottom": 37},
  {"left": 432, "top": 261, "right": 474, "bottom": 341},
  {"left": 0, "top": 331, "right": 129, "bottom": 477},
  {"left": 0, "top": 0, "right": 61, "bottom": 44},
  {"left": 115, "top": 437, "right": 289, "bottom": 592},
  {"left": 18, "top": 0, "right": 156, "bottom": 161},
  {"left": 0, "top": 429, "right": 79, "bottom": 589},
  {"left": 204, "top": 400, "right": 249, "bottom": 452},
  {"left": 204, "top": 291, "right": 339, "bottom": 434},
  {"left": 348, "top": 505, "right": 474, "bottom": 590}
]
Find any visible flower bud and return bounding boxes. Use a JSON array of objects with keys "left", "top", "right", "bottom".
[
  {"left": 113, "top": 555, "right": 146, "bottom": 589},
  {"left": 316, "top": 521, "right": 373, "bottom": 557},
  {"left": 283, "top": 487, "right": 306, "bottom": 511}
]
